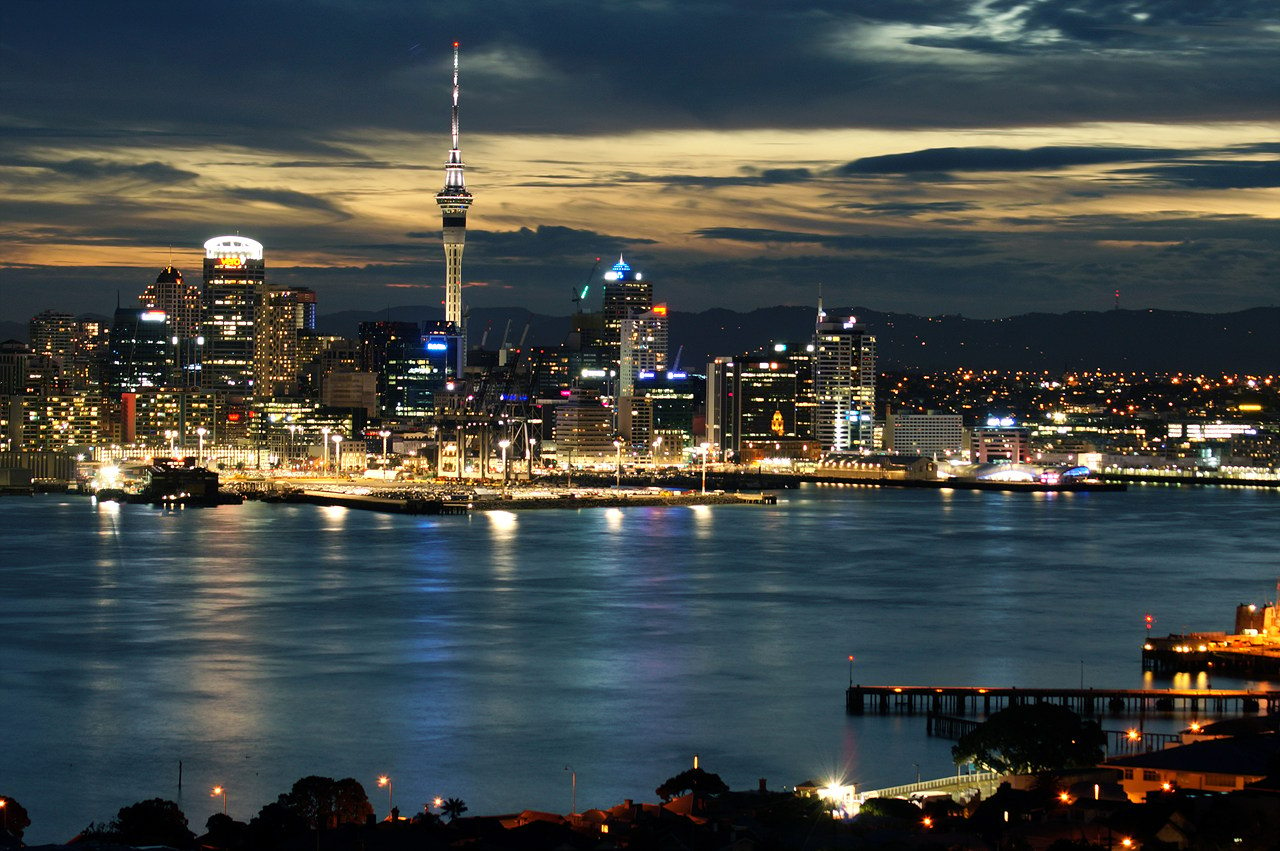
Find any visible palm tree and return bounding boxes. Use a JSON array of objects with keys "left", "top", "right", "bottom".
[{"left": 440, "top": 798, "right": 468, "bottom": 822}]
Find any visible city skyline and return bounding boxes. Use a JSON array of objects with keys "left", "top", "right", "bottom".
[{"left": 2, "top": 1, "right": 1278, "bottom": 323}]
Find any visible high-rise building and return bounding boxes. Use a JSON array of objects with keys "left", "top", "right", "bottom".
[
  {"left": 0, "top": 340, "right": 32, "bottom": 396},
  {"left": 813, "top": 316, "right": 876, "bottom": 453},
  {"left": 706, "top": 350, "right": 799, "bottom": 461},
  {"left": 28, "top": 310, "right": 101, "bottom": 393},
  {"left": 618, "top": 304, "right": 669, "bottom": 398},
  {"left": 601, "top": 256, "right": 653, "bottom": 361},
  {"left": 105, "top": 308, "right": 170, "bottom": 396},
  {"left": 434, "top": 42, "right": 473, "bottom": 333},
  {"left": 140, "top": 265, "right": 202, "bottom": 387},
  {"left": 254, "top": 286, "right": 317, "bottom": 397},
  {"left": 201, "top": 235, "right": 265, "bottom": 392}
]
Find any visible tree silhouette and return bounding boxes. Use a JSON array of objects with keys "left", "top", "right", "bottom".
[
  {"left": 655, "top": 767, "right": 729, "bottom": 801},
  {"left": 247, "top": 801, "right": 309, "bottom": 847},
  {"left": 441, "top": 798, "right": 468, "bottom": 821},
  {"left": 953, "top": 703, "right": 1105, "bottom": 775},
  {"left": 278, "top": 776, "right": 373, "bottom": 830},
  {"left": 113, "top": 798, "right": 195, "bottom": 848},
  {"left": 0, "top": 795, "right": 32, "bottom": 840}
]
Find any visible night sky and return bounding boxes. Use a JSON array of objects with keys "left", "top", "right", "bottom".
[{"left": 2, "top": 0, "right": 1277, "bottom": 323}]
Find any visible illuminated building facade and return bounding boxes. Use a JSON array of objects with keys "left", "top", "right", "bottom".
[
  {"left": 383, "top": 327, "right": 463, "bottom": 418},
  {"left": 254, "top": 286, "right": 317, "bottom": 397},
  {"left": 970, "top": 417, "right": 1029, "bottom": 463},
  {"left": 706, "top": 352, "right": 799, "bottom": 461},
  {"left": 619, "top": 304, "right": 668, "bottom": 398},
  {"left": 553, "top": 387, "right": 615, "bottom": 461},
  {"left": 124, "top": 389, "right": 219, "bottom": 447},
  {"left": 106, "top": 308, "right": 170, "bottom": 396},
  {"left": 601, "top": 256, "right": 652, "bottom": 365},
  {"left": 434, "top": 42, "right": 473, "bottom": 333},
  {"left": 0, "top": 340, "right": 30, "bottom": 396},
  {"left": 202, "top": 235, "right": 265, "bottom": 392},
  {"left": 885, "top": 411, "right": 965, "bottom": 457},
  {"left": 814, "top": 317, "right": 876, "bottom": 453},
  {"left": 28, "top": 310, "right": 103, "bottom": 393},
  {"left": 19, "top": 394, "right": 108, "bottom": 450},
  {"left": 141, "top": 266, "right": 202, "bottom": 387}
]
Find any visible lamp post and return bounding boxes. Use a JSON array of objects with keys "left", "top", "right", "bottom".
[
  {"left": 211, "top": 785, "right": 226, "bottom": 815},
  {"left": 379, "top": 429, "right": 391, "bottom": 459},
  {"left": 1, "top": 798, "right": 7, "bottom": 830},
  {"left": 564, "top": 765, "right": 577, "bottom": 816},
  {"left": 613, "top": 439, "right": 623, "bottom": 488},
  {"left": 699, "top": 442, "right": 710, "bottom": 494},
  {"left": 378, "top": 775, "right": 393, "bottom": 819},
  {"left": 652, "top": 435, "right": 662, "bottom": 463},
  {"left": 286, "top": 424, "right": 300, "bottom": 462},
  {"left": 331, "top": 434, "right": 344, "bottom": 474},
  {"left": 498, "top": 439, "right": 510, "bottom": 495},
  {"left": 165, "top": 429, "right": 177, "bottom": 457},
  {"left": 321, "top": 426, "right": 331, "bottom": 472},
  {"left": 196, "top": 427, "right": 207, "bottom": 466}
]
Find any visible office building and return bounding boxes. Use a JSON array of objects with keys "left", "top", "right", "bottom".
[
  {"left": 202, "top": 235, "right": 265, "bottom": 392},
  {"left": 885, "top": 411, "right": 965, "bottom": 457},
  {"left": 601, "top": 256, "right": 653, "bottom": 364},
  {"left": 813, "top": 316, "right": 876, "bottom": 453},
  {"left": 971, "top": 417, "right": 1030, "bottom": 463},
  {"left": 140, "top": 265, "right": 202, "bottom": 387},
  {"left": 553, "top": 387, "right": 615, "bottom": 462},
  {"left": 105, "top": 308, "right": 170, "bottom": 396}
]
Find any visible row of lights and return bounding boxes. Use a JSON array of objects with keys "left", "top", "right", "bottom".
[{"left": 208, "top": 776, "right": 449, "bottom": 821}]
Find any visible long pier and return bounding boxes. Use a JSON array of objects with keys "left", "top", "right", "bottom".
[{"left": 847, "top": 685, "right": 1280, "bottom": 716}]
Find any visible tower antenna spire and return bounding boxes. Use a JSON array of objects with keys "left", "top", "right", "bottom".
[{"left": 451, "top": 41, "right": 461, "bottom": 154}]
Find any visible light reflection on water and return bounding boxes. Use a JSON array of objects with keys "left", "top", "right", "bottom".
[{"left": 2, "top": 484, "right": 1278, "bottom": 842}]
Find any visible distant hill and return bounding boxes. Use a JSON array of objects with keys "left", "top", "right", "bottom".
[{"left": 318, "top": 305, "right": 1280, "bottom": 373}]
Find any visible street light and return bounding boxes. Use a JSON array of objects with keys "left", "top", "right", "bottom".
[
  {"left": 652, "top": 435, "right": 662, "bottom": 462},
  {"left": 0, "top": 798, "right": 7, "bottom": 830},
  {"left": 196, "top": 427, "right": 207, "bottom": 466},
  {"left": 613, "top": 438, "right": 623, "bottom": 488},
  {"left": 699, "top": 442, "right": 710, "bottom": 494},
  {"left": 321, "top": 426, "right": 331, "bottom": 472},
  {"left": 286, "top": 424, "right": 300, "bottom": 462},
  {"left": 331, "top": 433, "right": 344, "bottom": 474},
  {"left": 211, "top": 785, "right": 226, "bottom": 815},
  {"left": 164, "top": 429, "right": 177, "bottom": 457},
  {"left": 564, "top": 765, "right": 577, "bottom": 816},
  {"left": 378, "top": 775, "right": 393, "bottom": 819},
  {"left": 379, "top": 429, "right": 392, "bottom": 459},
  {"left": 498, "top": 439, "right": 510, "bottom": 494}
]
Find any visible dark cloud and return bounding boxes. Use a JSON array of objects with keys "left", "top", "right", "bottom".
[
  {"left": 693, "top": 227, "right": 986, "bottom": 253},
  {"left": 221, "top": 188, "right": 351, "bottom": 219},
  {"left": 838, "top": 146, "right": 1183, "bottom": 175},
  {"left": 1117, "top": 159, "right": 1280, "bottom": 190},
  {"left": 839, "top": 200, "right": 978, "bottom": 216}
]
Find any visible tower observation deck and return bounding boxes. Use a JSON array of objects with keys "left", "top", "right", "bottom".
[{"left": 435, "top": 42, "right": 472, "bottom": 330}]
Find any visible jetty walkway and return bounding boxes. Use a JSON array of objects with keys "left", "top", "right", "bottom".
[{"left": 846, "top": 684, "right": 1280, "bottom": 716}]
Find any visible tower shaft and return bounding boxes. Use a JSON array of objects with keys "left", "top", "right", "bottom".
[{"left": 435, "top": 42, "right": 472, "bottom": 329}]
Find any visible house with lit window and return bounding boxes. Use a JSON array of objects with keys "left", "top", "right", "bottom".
[{"left": 1103, "top": 733, "right": 1280, "bottom": 801}]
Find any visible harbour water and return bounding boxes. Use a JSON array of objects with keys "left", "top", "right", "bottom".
[{"left": 2, "top": 483, "right": 1276, "bottom": 842}]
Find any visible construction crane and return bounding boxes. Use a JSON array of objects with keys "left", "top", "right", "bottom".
[{"left": 571, "top": 257, "right": 602, "bottom": 309}]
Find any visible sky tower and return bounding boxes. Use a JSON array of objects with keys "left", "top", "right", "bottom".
[{"left": 435, "top": 41, "right": 472, "bottom": 330}]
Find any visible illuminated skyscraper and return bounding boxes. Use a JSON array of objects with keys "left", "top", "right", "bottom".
[
  {"left": 813, "top": 316, "right": 876, "bottom": 453},
  {"left": 106, "top": 307, "right": 170, "bottom": 396},
  {"left": 435, "top": 42, "right": 472, "bottom": 332},
  {"left": 601, "top": 256, "right": 652, "bottom": 360},
  {"left": 254, "top": 286, "right": 317, "bottom": 397},
  {"left": 141, "top": 265, "right": 202, "bottom": 387},
  {"left": 201, "top": 236, "right": 265, "bottom": 392}
]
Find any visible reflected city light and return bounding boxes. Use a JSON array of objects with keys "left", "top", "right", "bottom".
[
  {"left": 604, "top": 507, "right": 623, "bottom": 530},
  {"left": 487, "top": 511, "right": 517, "bottom": 537}
]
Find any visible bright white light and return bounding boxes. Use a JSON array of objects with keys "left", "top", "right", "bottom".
[{"left": 204, "top": 235, "right": 264, "bottom": 260}]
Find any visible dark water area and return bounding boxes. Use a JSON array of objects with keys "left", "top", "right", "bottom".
[{"left": 2, "top": 484, "right": 1276, "bottom": 842}]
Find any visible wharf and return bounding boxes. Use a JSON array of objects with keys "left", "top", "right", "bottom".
[
  {"left": 1143, "top": 633, "right": 1280, "bottom": 677},
  {"left": 846, "top": 684, "right": 1280, "bottom": 715}
]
